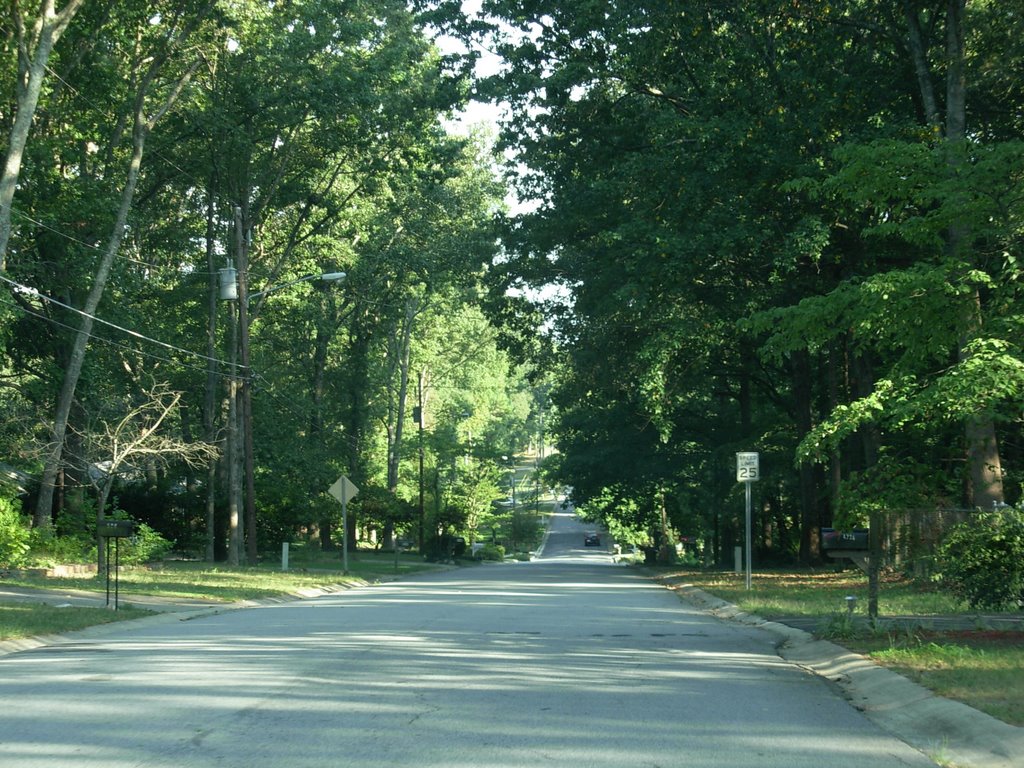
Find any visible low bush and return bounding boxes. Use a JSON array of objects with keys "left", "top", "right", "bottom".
[
  {"left": 28, "top": 528, "right": 95, "bottom": 567},
  {"left": 476, "top": 543, "right": 505, "bottom": 561},
  {"left": 119, "top": 522, "right": 174, "bottom": 565},
  {"left": 938, "top": 507, "right": 1024, "bottom": 610},
  {"left": 0, "top": 492, "right": 31, "bottom": 569}
]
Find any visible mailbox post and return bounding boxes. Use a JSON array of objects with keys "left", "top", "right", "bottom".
[{"left": 98, "top": 519, "right": 136, "bottom": 609}]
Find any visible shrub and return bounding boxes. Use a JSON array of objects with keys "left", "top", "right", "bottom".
[
  {"left": 27, "top": 528, "right": 95, "bottom": 567},
  {"left": 938, "top": 507, "right": 1024, "bottom": 610},
  {"left": 0, "top": 493, "right": 31, "bottom": 569},
  {"left": 119, "top": 522, "right": 173, "bottom": 565},
  {"left": 818, "top": 611, "right": 858, "bottom": 640},
  {"left": 476, "top": 543, "right": 505, "bottom": 561}
]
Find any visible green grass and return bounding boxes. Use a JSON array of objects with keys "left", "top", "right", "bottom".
[
  {"left": 661, "top": 567, "right": 1024, "bottom": 726},
  {"left": 664, "top": 568, "right": 964, "bottom": 618},
  {"left": 0, "top": 601, "right": 155, "bottom": 641},
  {"left": 6, "top": 549, "right": 446, "bottom": 601},
  {"left": 844, "top": 631, "right": 1024, "bottom": 726},
  {"left": 0, "top": 548, "right": 448, "bottom": 642}
]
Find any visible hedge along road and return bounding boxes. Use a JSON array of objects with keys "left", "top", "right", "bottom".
[{"left": 0, "top": 512, "right": 938, "bottom": 768}]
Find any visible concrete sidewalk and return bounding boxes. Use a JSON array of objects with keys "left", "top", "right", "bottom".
[{"left": 661, "top": 577, "right": 1024, "bottom": 768}]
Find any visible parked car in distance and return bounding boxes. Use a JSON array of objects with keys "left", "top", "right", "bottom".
[{"left": 584, "top": 533, "right": 600, "bottom": 547}]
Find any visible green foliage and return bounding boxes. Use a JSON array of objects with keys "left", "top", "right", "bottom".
[
  {"left": 939, "top": 508, "right": 1024, "bottom": 610},
  {"left": 118, "top": 522, "right": 174, "bottom": 566},
  {"left": 601, "top": 513, "right": 651, "bottom": 550},
  {"left": 0, "top": 493, "right": 31, "bottom": 569},
  {"left": 508, "top": 508, "right": 541, "bottom": 552},
  {"left": 835, "top": 456, "right": 951, "bottom": 530},
  {"left": 475, "top": 543, "right": 505, "bottom": 561},
  {"left": 353, "top": 486, "right": 416, "bottom": 530},
  {"left": 27, "top": 528, "right": 95, "bottom": 567},
  {"left": 818, "top": 611, "right": 858, "bottom": 641}
]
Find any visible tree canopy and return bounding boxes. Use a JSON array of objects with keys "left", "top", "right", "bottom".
[
  {"left": 4, "top": 1, "right": 1023, "bottom": 570},
  {"left": 469, "top": 0, "right": 1024, "bottom": 563}
]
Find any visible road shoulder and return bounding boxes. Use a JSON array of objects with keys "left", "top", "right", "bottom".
[{"left": 658, "top": 574, "right": 1024, "bottom": 768}]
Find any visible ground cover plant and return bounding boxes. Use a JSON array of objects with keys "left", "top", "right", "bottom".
[{"left": 663, "top": 568, "right": 1023, "bottom": 727}]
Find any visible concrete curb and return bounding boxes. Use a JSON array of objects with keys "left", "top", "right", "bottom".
[{"left": 660, "top": 577, "right": 1024, "bottom": 768}]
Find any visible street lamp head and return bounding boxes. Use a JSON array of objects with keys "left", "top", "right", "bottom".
[{"left": 319, "top": 271, "right": 346, "bottom": 283}]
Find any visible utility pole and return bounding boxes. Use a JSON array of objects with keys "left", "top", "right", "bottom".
[
  {"left": 417, "top": 369, "right": 425, "bottom": 553},
  {"left": 234, "top": 206, "right": 258, "bottom": 565},
  {"left": 226, "top": 297, "right": 241, "bottom": 566}
]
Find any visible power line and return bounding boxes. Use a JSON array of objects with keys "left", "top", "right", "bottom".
[
  {"left": 0, "top": 274, "right": 240, "bottom": 373},
  {"left": 0, "top": 293, "right": 237, "bottom": 380}
]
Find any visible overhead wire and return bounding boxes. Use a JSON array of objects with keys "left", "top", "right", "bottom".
[
  {"left": 0, "top": 273, "right": 241, "bottom": 375},
  {"left": 0, "top": 294, "right": 239, "bottom": 381}
]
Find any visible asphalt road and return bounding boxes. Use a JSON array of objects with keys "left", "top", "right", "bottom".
[{"left": 0, "top": 510, "right": 939, "bottom": 767}]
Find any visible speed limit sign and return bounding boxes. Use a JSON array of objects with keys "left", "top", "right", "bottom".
[{"left": 736, "top": 452, "right": 759, "bottom": 482}]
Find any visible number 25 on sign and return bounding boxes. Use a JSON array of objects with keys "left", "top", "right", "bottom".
[{"left": 736, "top": 452, "right": 759, "bottom": 482}]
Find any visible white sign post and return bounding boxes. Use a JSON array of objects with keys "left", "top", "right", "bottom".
[
  {"left": 736, "top": 452, "right": 759, "bottom": 590},
  {"left": 328, "top": 475, "right": 359, "bottom": 573}
]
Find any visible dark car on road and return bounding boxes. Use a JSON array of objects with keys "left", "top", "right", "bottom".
[{"left": 584, "top": 532, "right": 600, "bottom": 547}]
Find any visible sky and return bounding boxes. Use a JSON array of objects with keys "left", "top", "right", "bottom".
[{"left": 434, "top": 1, "right": 508, "bottom": 137}]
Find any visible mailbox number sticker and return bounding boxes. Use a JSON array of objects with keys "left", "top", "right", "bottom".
[{"left": 736, "top": 452, "right": 759, "bottom": 482}]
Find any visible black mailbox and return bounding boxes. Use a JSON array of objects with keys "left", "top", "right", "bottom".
[
  {"left": 821, "top": 527, "right": 869, "bottom": 550},
  {"left": 98, "top": 519, "right": 136, "bottom": 538}
]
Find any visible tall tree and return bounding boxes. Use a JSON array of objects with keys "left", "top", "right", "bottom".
[
  {"left": 31, "top": 2, "right": 217, "bottom": 528},
  {"left": 0, "top": 0, "right": 85, "bottom": 269}
]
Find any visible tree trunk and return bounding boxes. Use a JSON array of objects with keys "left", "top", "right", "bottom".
[
  {"left": 387, "top": 297, "right": 417, "bottom": 491},
  {"left": 826, "top": 337, "right": 846, "bottom": 521},
  {"left": 943, "top": 0, "right": 1003, "bottom": 508},
  {"left": 0, "top": 0, "right": 85, "bottom": 269},
  {"left": 30, "top": 10, "right": 210, "bottom": 529},
  {"left": 852, "top": 352, "right": 883, "bottom": 619},
  {"left": 903, "top": 1, "right": 940, "bottom": 128},
  {"left": 791, "top": 349, "right": 821, "bottom": 565}
]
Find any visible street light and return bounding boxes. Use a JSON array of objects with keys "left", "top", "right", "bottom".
[
  {"left": 220, "top": 264, "right": 346, "bottom": 564},
  {"left": 247, "top": 271, "right": 346, "bottom": 304},
  {"left": 219, "top": 268, "right": 346, "bottom": 303}
]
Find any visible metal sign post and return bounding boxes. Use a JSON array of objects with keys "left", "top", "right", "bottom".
[
  {"left": 97, "top": 519, "right": 136, "bottom": 610},
  {"left": 736, "top": 452, "right": 759, "bottom": 590},
  {"left": 328, "top": 475, "right": 359, "bottom": 574}
]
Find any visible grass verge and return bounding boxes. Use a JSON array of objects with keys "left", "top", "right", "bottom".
[
  {"left": 842, "top": 629, "right": 1024, "bottom": 726},
  {"left": 0, "top": 602, "right": 155, "bottom": 641},
  {"left": 660, "top": 567, "right": 1023, "bottom": 727},
  {"left": 1, "top": 548, "right": 447, "bottom": 642}
]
